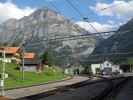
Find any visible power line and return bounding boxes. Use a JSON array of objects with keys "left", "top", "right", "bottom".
[
  {"left": 27, "top": 29, "right": 131, "bottom": 47},
  {"left": 65, "top": 0, "right": 84, "bottom": 18},
  {"left": 70, "top": 0, "right": 93, "bottom": 33},
  {"left": 73, "top": 0, "right": 91, "bottom": 19},
  {"left": 25, "top": 29, "right": 132, "bottom": 53},
  {"left": 25, "top": 30, "right": 117, "bottom": 47},
  {"left": 65, "top": 0, "right": 99, "bottom": 33},
  {"left": 83, "top": 17, "right": 99, "bottom": 33},
  {"left": 52, "top": 51, "right": 133, "bottom": 63},
  {"left": 44, "top": 1, "right": 100, "bottom": 41},
  {"left": 48, "top": 1, "right": 61, "bottom": 14},
  {"left": 39, "top": 1, "right": 84, "bottom": 44},
  {"left": 89, "top": 52, "right": 133, "bottom": 57},
  {"left": 17, "top": 25, "right": 131, "bottom": 50},
  {"left": 52, "top": 51, "right": 133, "bottom": 58}
]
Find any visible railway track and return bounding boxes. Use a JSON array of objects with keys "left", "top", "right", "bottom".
[
  {"left": 18, "top": 76, "right": 130, "bottom": 100},
  {"left": 92, "top": 77, "right": 130, "bottom": 100}
]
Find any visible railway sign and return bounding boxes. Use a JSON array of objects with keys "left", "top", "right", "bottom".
[
  {"left": 0, "top": 80, "right": 4, "bottom": 87},
  {"left": 0, "top": 73, "right": 8, "bottom": 79}
]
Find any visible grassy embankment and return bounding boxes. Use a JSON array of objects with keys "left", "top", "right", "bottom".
[{"left": 0, "top": 63, "right": 66, "bottom": 89}]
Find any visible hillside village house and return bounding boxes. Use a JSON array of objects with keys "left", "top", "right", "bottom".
[
  {"left": 20, "top": 52, "right": 38, "bottom": 72},
  {"left": 0, "top": 46, "right": 39, "bottom": 71},
  {"left": 0, "top": 47, "right": 38, "bottom": 72},
  {"left": 0, "top": 47, "right": 20, "bottom": 63},
  {"left": 91, "top": 60, "right": 121, "bottom": 75}
]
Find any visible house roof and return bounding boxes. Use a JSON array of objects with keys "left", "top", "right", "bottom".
[
  {"left": 24, "top": 53, "right": 35, "bottom": 59},
  {"left": 0, "top": 47, "right": 20, "bottom": 54}
]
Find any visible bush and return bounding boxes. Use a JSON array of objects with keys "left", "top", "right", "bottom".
[{"left": 44, "top": 67, "right": 56, "bottom": 76}]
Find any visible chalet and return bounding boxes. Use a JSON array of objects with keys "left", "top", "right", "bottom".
[
  {"left": 20, "top": 52, "right": 39, "bottom": 72},
  {"left": 91, "top": 60, "right": 121, "bottom": 75},
  {"left": 0, "top": 47, "right": 20, "bottom": 63}
]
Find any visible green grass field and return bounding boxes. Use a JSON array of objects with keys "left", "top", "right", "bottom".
[{"left": 0, "top": 63, "right": 66, "bottom": 89}]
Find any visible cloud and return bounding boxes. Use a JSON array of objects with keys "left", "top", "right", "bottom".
[
  {"left": 0, "top": 0, "right": 36, "bottom": 23},
  {"left": 76, "top": 21, "right": 117, "bottom": 33},
  {"left": 90, "top": 0, "right": 133, "bottom": 19}
]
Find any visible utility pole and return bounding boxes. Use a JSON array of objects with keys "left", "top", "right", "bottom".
[
  {"left": 21, "top": 33, "right": 26, "bottom": 81},
  {"left": 1, "top": 50, "right": 6, "bottom": 96},
  {"left": 46, "top": 8, "right": 50, "bottom": 66},
  {"left": 22, "top": 43, "right": 25, "bottom": 81}
]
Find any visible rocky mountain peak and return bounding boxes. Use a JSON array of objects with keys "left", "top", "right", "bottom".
[{"left": 0, "top": 8, "right": 96, "bottom": 66}]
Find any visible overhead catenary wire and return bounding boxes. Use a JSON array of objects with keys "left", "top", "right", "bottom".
[
  {"left": 24, "top": 29, "right": 133, "bottom": 62},
  {"left": 65, "top": 0, "right": 84, "bottom": 18},
  {"left": 51, "top": 51, "right": 133, "bottom": 58},
  {"left": 47, "top": 1, "right": 61, "bottom": 14},
  {"left": 73, "top": 0, "right": 94, "bottom": 21},
  {"left": 0, "top": 1, "right": 131, "bottom": 86},
  {"left": 25, "top": 30, "right": 117, "bottom": 47},
  {"left": 46, "top": 0, "right": 95, "bottom": 35},
  {"left": 48, "top": 0, "right": 89, "bottom": 32},
  {"left": 25, "top": 29, "right": 131, "bottom": 49},
  {"left": 25, "top": 29, "right": 132, "bottom": 47},
  {"left": 17, "top": 1, "right": 119, "bottom": 47},
  {"left": 88, "top": 52, "right": 133, "bottom": 57},
  {"left": 65, "top": 0, "right": 99, "bottom": 33},
  {"left": 5, "top": 0, "right": 131, "bottom": 48},
  {"left": 4, "top": 1, "right": 132, "bottom": 51},
  {"left": 49, "top": 1, "right": 76, "bottom": 23}
]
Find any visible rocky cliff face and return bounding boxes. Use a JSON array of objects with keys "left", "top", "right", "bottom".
[
  {"left": 0, "top": 8, "right": 96, "bottom": 66},
  {"left": 92, "top": 18, "right": 133, "bottom": 57}
]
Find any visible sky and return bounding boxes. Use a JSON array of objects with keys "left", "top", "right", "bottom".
[{"left": 0, "top": 0, "right": 132, "bottom": 32}]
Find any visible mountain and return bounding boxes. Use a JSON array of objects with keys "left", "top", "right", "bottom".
[
  {"left": 92, "top": 18, "right": 133, "bottom": 61},
  {"left": 0, "top": 8, "right": 96, "bottom": 66}
]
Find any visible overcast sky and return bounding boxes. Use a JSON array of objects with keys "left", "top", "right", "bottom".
[{"left": 0, "top": 0, "right": 132, "bottom": 32}]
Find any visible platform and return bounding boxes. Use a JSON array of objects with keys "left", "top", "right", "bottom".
[{"left": 4, "top": 76, "right": 89, "bottom": 99}]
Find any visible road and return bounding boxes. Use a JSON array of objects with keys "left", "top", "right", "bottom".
[{"left": 20, "top": 77, "right": 133, "bottom": 100}]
